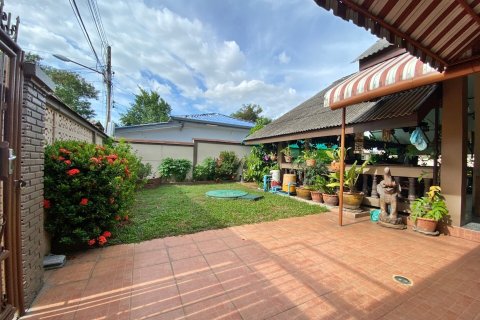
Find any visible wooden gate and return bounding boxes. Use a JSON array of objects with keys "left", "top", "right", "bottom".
[{"left": 0, "top": 2, "right": 24, "bottom": 318}]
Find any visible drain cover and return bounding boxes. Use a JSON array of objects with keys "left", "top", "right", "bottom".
[{"left": 393, "top": 275, "right": 412, "bottom": 286}]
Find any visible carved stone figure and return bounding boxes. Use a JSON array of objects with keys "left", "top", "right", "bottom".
[{"left": 377, "top": 167, "right": 404, "bottom": 226}]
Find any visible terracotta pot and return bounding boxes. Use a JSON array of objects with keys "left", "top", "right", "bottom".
[
  {"left": 270, "top": 155, "right": 277, "bottom": 161},
  {"left": 284, "top": 155, "right": 292, "bottom": 163},
  {"left": 343, "top": 192, "right": 364, "bottom": 210},
  {"left": 310, "top": 190, "right": 323, "bottom": 203},
  {"left": 306, "top": 159, "right": 316, "bottom": 167},
  {"left": 296, "top": 187, "right": 312, "bottom": 200},
  {"left": 322, "top": 193, "right": 338, "bottom": 206},
  {"left": 329, "top": 160, "right": 340, "bottom": 172},
  {"left": 415, "top": 217, "right": 438, "bottom": 233}
]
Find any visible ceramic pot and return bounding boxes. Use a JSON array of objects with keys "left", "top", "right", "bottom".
[
  {"left": 415, "top": 217, "right": 438, "bottom": 233},
  {"left": 343, "top": 192, "right": 364, "bottom": 210},
  {"left": 306, "top": 159, "right": 316, "bottom": 167},
  {"left": 310, "top": 190, "right": 323, "bottom": 203},
  {"left": 329, "top": 160, "right": 340, "bottom": 172},
  {"left": 296, "top": 187, "right": 312, "bottom": 200},
  {"left": 322, "top": 193, "right": 339, "bottom": 206}
]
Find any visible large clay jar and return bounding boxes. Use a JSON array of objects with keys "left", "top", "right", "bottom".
[
  {"left": 296, "top": 187, "right": 312, "bottom": 200},
  {"left": 310, "top": 191, "right": 323, "bottom": 203},
  {"left": 322, "top": 193, "right": 339, "bottom": 206},
  {"left": 415, "top": 217, "right": 438, "bottom": 233},
  {"left": 343, "top": 192, "right": 364, "bottom": 210}
]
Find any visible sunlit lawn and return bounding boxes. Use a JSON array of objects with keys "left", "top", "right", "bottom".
[{"left": 111, "top": 182, "right": 328, "bottom": 243}]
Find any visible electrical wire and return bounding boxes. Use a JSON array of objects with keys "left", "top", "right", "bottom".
[
  {"left": 68, "top": 0, "right": 102, "bottom": 68},
  {"left": 87, "top": 0, "right": 109, "bottom": 58}
]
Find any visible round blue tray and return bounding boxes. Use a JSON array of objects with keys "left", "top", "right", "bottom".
[{"left": 205, "top": 190, "right": 248, "bottom": 198}]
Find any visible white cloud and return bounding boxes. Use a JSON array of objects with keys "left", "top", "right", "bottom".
[{"left": 278, "top": 51, "right": 291, "bottom": 64}]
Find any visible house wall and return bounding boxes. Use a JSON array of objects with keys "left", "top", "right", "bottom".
[
  {"left": 195, "top": 140, "right": 251, "bottom": 175},
  {"left": 116, "top": 121, "right": 250, "bottom": 143}
]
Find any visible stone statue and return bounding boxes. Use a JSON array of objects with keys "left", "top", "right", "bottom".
[{"left": 377, "top": 167, "right": 405, "bottom": 227}]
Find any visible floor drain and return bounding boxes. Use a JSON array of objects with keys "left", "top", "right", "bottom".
[{"left": 393, "top": 275, "right": 413, "bottom": 286}]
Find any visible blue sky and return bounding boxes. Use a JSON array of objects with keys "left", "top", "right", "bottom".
[{"left": 13, "top": 0, "right": 377, "bottom": 126}]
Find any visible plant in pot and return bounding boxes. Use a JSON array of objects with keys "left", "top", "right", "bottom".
[
  {"left": 281, "top": 146, "right": 293, "bottom": 163},
  {"left": 302, "top": 149, "right": 318, "bottom": 167},
  {"left": 297, "top": 162, "right": 329, "bottom": 200},
  {"left": 310, "top": 175, "right": 326, "bottom": 203},
  {"left": 410, "top": 186, "right": 449, "bottom": 233},
  {"left": 325, "top": 147, "right": 349, "bottom": 172},
  {"left": 269, "top": 152, "right": 277, "bottom": 161},
  {"left": 328, "top": 160, "right": 369, "bottom": 210},
  {"left": 321, "top": 176, "right": 339, "bottom": 206}
]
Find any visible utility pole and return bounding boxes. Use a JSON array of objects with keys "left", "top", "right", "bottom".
[{"left": 105, "top": 45, "right": 112, "bottom": 134}]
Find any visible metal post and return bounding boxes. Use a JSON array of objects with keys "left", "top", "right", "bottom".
[
  {"left": 105, "top": 45, "right": 112, "bottom": 134},
  {"left": 339, "top": 108, "right": 346, "bottom": 226}
]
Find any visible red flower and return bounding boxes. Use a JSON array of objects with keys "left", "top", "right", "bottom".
[
  {"left": 95, "top": 145, "right": 106, "bottom": 151},
  {"left": 124, "top": 166, "right": 131, "bottom": 177},
  {"left": 79, "top": 198, "right": 89, "bottom": 206},
  {"left": 106, "top": 154, "right": 118, "bottom": 164},
  {"left": 67, "top": 168, "right": 80, "bottom": 176},
  {"left": 64, "top": 160, "right": 71, "bottom": 165},
  {"left": 102, "top": 231, "right": 112, "bottom": 238},
  {"left": 124, "top": 215, "right": 129, "bottom": 221},
  {"left": 98, "top": 235, "right": 107, "bottom": 246},
  {"left": 59, "top": 148, "right": 71, "bottom": 154},
  {"left": 43, "top": 199, "right": 51, "bottom": 209},
  {"left": 107, "top": 158, "right": 114, "bottom": 165},
  {"left": 90, "top": 157, "right": 101, "bottom": 164},
  {"left": 88, "top": 239, "right": 96, "bottom": 246},
  {"left": 58, "top": 156, "right": 65, "bottom": 161},
  {"left": 114, "top": 215, "right": 121, "bottom": 221}
]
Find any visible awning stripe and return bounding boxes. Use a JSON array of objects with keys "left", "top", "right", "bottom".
[{"left": 324, "top": 52, "right": 438, "bottom": 108}]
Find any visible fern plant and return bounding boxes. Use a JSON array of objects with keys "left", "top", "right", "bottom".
[{"left": 410, "top": 186, "right": 449, "bottom": 222}]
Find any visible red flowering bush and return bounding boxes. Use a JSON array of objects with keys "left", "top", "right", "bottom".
[{"left": 44, "top": 140, "right": 144, "bottom": 252}]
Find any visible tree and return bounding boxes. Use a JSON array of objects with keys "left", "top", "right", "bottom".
[
  {"left": 249, "top": 117, "right": 272, "bottom": 135},
  {"left": 25, "top": 52, "right": 98, "bottom": 119},
  {"left": 231, "top": 104, "right": 264, "bottom": 122},
  {"left": 120, "top": 87, "right": 172, "bottom": 126}
]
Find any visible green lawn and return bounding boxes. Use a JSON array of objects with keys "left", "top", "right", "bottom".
[{"left": 111, "top": 183, "right": 328, "bottom": 244}]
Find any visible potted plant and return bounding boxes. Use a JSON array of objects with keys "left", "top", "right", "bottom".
[
  {"left": 269, "top": 152, "right": 277, "bottom": 161},
  {"left": 410, "top": 186, "right": 449, "bottom": 233},
  {"left": 302, "top": 149, "right": 318, "bottom": 167},
  {"left": 281, "top": 146, "right": 293, "bottom": 163},
  {"left": 328, "top": 160, "right": 369, "bottom": 209},
  {"left": 310, "top": 175, "right": 325, "bottom": 203},
  {"left": 325, "top": 147, "right": 349, "bottom": 172},
  {"left": 321, "top": 176, "right": 339, "bottom": 206}
]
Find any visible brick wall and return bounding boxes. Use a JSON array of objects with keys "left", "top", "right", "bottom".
[{"left": 21, "top": 69, "right": 49, "bottom": 307}]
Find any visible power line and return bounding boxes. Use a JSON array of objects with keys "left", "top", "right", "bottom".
[
  {"left": 68, "top": 0, "right": 102, "bottom": 68},
  {"left": 87, "top": 0, "right": 109, "bottom": 58}
]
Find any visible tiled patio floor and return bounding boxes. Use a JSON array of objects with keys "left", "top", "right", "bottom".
[{"left": 23, "top": 211, "right": 480, "bottom": 320}]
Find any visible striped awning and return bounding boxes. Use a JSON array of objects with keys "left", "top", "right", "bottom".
[
  {"left": 314, "top": 0, "right": 480, "bottom": 71},
  {"left": 324, "top": 52, "right": 438, "bottom": 108}
]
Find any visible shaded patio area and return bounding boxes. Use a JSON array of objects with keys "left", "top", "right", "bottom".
[{"left": 23, "top": 211, "right": 480, "bottom": 320}]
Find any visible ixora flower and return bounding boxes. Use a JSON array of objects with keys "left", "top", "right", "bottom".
[
  {"left": 88, "top": 239, "right": 96, "bottom": 246},
  {"left": 106, "top": 154, "right": 118, "bottom": 164},
  {"left": 79, "top": 198, "right": 89, "bottom": 206},
  {"left": 58, "top": 156, "right": 65, "bottom": 161},
  {"left": 59, "top": 148, "right": 71, "bottom": 154},
  {"left": 90, "top": 157, "right": 101, "bottom": 164},
  {"left": 64, "top": 160, "right": 71, "bottom": 165},
  {"left": 98, "top": 235, "right": 107, "bottom": 246},
  {"left": 114, "top": 215, "right": 121, "bottom": 221},
  {"left": 102, "top": 231, "right": 112, "bottom": 238},
  {"left": 43, "top": 199, "right": 51, "bottom": 209},
  {"left": 124, "top": 166, "right": 131, "bottom": 177},
  {"left": 66, "top": 168, "right": 80, "bottom": 176}
]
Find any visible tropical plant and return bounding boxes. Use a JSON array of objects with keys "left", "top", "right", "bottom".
[
  {"left": 304, "top": 162, "right": 329, "bottom": 187},
  {"left": 302, "top": 149, "right": 318, "bottom": 160},
  {"left": 325, "top": 147, "right": 350, "bottom": 162},
  {"left": 281, "top": 146, "right": 292, "bottom": 157},
  {"left": 410, "top": 186, "right": 449, "bottom": 223},
  {"left": 158, "top": 158, "right": 192, "bottom": 182},
  {"left": 193, "top": 157, "right": 216, "bottom": 181},
  {"left": 44, "top": 140, "right": 143, "bottom": 251},
  {"left": 327, "top": 160, "right": 370, "bottom": 192},
  {"left": 244, "top": 145, "right": 272, "bottom": 184},
  {"left": 317, "top": 176, "right": 338, "bottom": 195},
  {"left": 215, "top": 151, "right": 240, "bottom": 179}
]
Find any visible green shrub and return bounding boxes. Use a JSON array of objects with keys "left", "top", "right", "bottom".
[
  {"left": 244, "top": 145, "right": 272, "bottom": 183},
  {"left": 44, "top": 140, "right": 142, "bottom": 251},
  {"left": 137, "top": 162, "right": 152, "bottom": 181},
  {"left": 158, "top": 158, "right": 192, "bottom": 182},
  {"left": 216, "top": 151, "right": 240, "bottom": 180},
  {"left": 193, "top": 157, "right": 216, "bottom": 181}
]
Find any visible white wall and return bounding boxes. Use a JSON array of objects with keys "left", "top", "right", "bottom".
[{"left": 116, "top": 121, "right": 250, "bottom": 143}]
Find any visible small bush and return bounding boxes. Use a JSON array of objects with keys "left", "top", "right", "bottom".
[
  {"left": 193, "top": 157, "right": 216, "bottom": 181},
  {"left": 137, "top": 162, "right": 153, "bottom": 180},
  {"left": 244, "top": 146, "right": 272, "bottom": 183},
  {"left": 44, "top": 140, "right": 143, "bottom": 251},
  {"left": 158, "top": 158, "right": 192, "bottom": 182},
  {"left": 216, "top": 151, "right": 240, "bottom": 180}
]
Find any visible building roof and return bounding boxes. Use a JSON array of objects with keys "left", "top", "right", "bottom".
[
  {"left": 115, "top": 113, "right": 254, "bottom": 131},
  {"left": 354, "top": 38, "right": 392, "bottom": 62},
  {"left": 171, "top": 113, "right": 254, "bottom": 128},
  {"left": 244, "top": 83, "right": 438, "bottom": 143}
]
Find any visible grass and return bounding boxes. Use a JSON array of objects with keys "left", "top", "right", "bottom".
[{"left": 111, "top": 182, "right": 328, "bottom": 244}]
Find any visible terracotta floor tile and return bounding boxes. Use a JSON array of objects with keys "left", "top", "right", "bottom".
[
  {"left": 183, "top": 294, "right": 241, "bottom": 320},
  {"left": 167, "top": 243, "right": 202, "bottom": 261},
  {"left": 196, "top": 239, "right": 230, "bottom": 255},
  {"left": 45, "top": 261, "right": 95, "bottom": 286},
  {"left": 134, "top": 248, "right": 170, "bottom": 269},
  {"left": 24, "top": 212, "right": 480, "bottom": 320}
]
